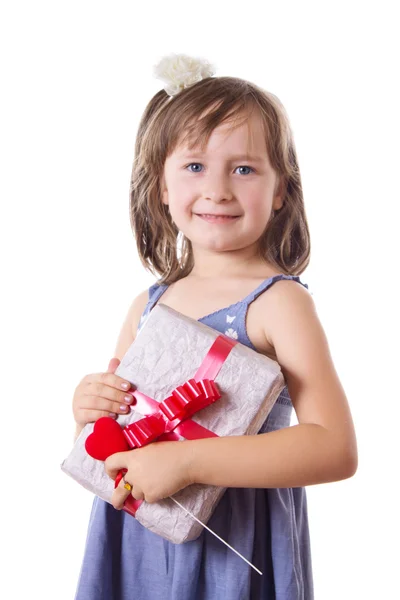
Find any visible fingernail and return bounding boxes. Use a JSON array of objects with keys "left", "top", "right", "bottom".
[
  {"left": 124, "top": 395, "right": 133, "bottom": 404},
  {"left": 120, "top": 405, "right": 128, "bottom": 412},
  {"left": 109, "top": 413, "right": 117, "bottom": 419},
  {"left": 121, "top": 382, "right": 130, "bottom": 390}
]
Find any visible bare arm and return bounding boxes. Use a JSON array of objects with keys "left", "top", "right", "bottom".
[
  {"left": 187, "top": 281, "right": 358, "bottom": 488},
  {"left": 73, "top": 290, "right": 149, "bottom": 442}
]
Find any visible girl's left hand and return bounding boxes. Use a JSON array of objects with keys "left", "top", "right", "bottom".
[{"left": 105, "top": 440, "right": 195, "bottom": 508}]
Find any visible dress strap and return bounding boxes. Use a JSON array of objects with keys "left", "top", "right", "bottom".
[
  {"left": 146, "top": 282, "right": 169, "bottom": 312},
  {"left": 242, "top": 274, "right": 309, "bottom": 306},
  {"left": 137, "top": 282, "right": 169, "bottom": 334}
]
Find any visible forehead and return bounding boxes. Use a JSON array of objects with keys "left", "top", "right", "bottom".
[{"left": 174, "top": 111, "right": 268, "bottom": 157}]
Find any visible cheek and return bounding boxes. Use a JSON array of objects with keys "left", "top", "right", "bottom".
[
  {"left": 174, "top": 179, "right": 193, "bottom": 199},
  {"left": 165, "top": 198, "right": 192, "bottom": 229},
  {"left": 245, "top": 197, "right": 270, "bottom": 220},
  {"left": 167, "top": 183, "right": 194, "bottom": 213}
]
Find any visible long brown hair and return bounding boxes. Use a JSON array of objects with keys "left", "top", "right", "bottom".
[{"left": 129, "top": 76, "right": 310, "bottom": 285}]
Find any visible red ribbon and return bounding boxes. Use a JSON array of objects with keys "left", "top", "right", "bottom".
[
  {"left": 87, "top": 334, "right": 238, "bottom": 516},
  {"left": 122, "top": 377, "right": 221, "bottom": 448}
]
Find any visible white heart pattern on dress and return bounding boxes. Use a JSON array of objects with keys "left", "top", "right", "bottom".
[{"left": 224, "top": 328, "right": 238, "bottom": 339}]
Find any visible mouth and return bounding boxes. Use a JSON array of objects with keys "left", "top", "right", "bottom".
[{"left": 195, "top": 213, "right": 241, "bottom": 223}]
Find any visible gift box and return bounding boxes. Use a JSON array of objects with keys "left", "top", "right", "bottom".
[{"left": 61, "top": 303, "right": 285, "bottom": 543}]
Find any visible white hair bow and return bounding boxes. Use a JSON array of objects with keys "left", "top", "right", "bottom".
[{"left": 153, "top": 53, "right": 216, "bottom": 96}]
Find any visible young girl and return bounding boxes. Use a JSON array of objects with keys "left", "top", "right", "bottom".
[{"left": 72, "top": 54, "right": 358, "bottom": 600}]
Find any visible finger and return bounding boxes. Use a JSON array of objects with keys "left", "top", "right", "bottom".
[
  {"left": 77, "top": 409, "right": 119, "bottom": 425},
  {"left": 112, "top": 476, "right": 132, "bottom": 509},
  {"left": 111, "top": 475, "right": 144, "bottom": 510},
  {"left": 107, "top": 357, "right": 121, "bottom": 373},
  {"left": 105, "top": 451, "right": 129, "bottom": 479},
  {"left": 85, "top": 371, "right": 133, "bottom": 394},
  {"left": 81, "top": 394, "right": 134, "bottom": 416},
  {"left": 88, "top": 379, "right": 136, "bottom": 406},
  {"left": 105, "top": 358, "right": 133, "bottom": 394}
]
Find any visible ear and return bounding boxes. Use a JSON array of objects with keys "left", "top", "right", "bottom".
[
  {"left": 273, "top": 176, "right": 285, "bottom": 211},
  {"left": 161, "top": 174, "right": 169, "bottom": 205}
]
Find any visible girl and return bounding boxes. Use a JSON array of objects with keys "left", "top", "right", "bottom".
[{"left": 72, "top": 54, "right": 358, "bottom": 600}]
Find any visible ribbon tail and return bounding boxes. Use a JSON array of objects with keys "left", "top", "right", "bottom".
[{"left": 170, "top": 498, "right": 262, "bottom": 575}]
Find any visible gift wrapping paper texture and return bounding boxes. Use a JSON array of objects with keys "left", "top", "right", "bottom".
[{"left": 61, "top": 304, "right": 286, "bottom": 543}]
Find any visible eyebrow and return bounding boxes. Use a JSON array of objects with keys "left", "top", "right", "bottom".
[{"left": 178, "top": 153, "right": 266, "bottom": 162}]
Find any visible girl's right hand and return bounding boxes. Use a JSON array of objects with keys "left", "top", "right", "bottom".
[{"left": 72, "top": 357, "right": 136, "bottom": 429}]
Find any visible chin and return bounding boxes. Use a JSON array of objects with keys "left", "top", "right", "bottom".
[{"left": 196, "top": 239, "right": 245, "bottom": 253}]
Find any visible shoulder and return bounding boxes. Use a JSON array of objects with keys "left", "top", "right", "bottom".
[
  {"left": 261, "top": 279, "right": 357, "bottom": 461},
  {"left": 261, "top": 277, "right": 319, "bottom": 365},
  {"left": 258, "top": 277, "right": 313, "bottom": 343},
  {"left": 130, "top": 288, "right": 152, "bottom": 337},
  {"left": 113, "top": 289, "right": 150, "bottom": 361}
]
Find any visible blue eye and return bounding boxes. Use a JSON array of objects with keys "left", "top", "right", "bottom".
[
  {"left": 236, "top": 166, "right": 254, "bottom": 175},
  {"left": 185, "top": 163, "right": 254, "bottom": 174},
  {"left": 186, "top": 163, "right": 203, "bottom": 173}
]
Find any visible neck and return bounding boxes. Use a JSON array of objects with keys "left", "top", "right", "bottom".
[{"left": 189, "top": 245, "right": 271, "bottom": 280}]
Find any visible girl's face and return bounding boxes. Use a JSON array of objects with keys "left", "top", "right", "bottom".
[{"left": 161, "top": 111, "right": 283, "bottom": 256}]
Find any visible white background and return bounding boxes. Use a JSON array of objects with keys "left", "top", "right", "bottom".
[{"left": 1, "top": 1, "right": 399, "bottom": 598}]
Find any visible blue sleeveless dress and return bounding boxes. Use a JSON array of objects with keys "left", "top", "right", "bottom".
[{"left": 75, "top": 274, "right": 314, "bottom": 600}]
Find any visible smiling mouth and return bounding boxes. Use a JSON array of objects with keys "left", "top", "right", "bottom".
[
  {"left": 195, "top": 214, "right": 241, "bottom": 220},
  {"left": 197, "top": 214, "right": 239, "bottom": 217}
]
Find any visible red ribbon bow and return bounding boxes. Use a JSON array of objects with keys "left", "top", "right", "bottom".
[
  {"left": 123, "top": 377, "right": 220, "bottom": 448},
  {"left": 85, "top": 333, "right": 238, "bottom": 516}
]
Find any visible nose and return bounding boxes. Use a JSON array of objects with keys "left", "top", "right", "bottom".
[{"left": 202, "top": 173, "right": 233, "bottom": 203}]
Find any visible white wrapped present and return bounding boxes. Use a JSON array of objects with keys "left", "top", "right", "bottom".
[{"left": 61, "top": 303, "right": 285, "bottom": 543}]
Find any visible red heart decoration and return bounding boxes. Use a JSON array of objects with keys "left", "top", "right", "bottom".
[{"left": 85, "top": 417, "right": 129, "bottom": 461}]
